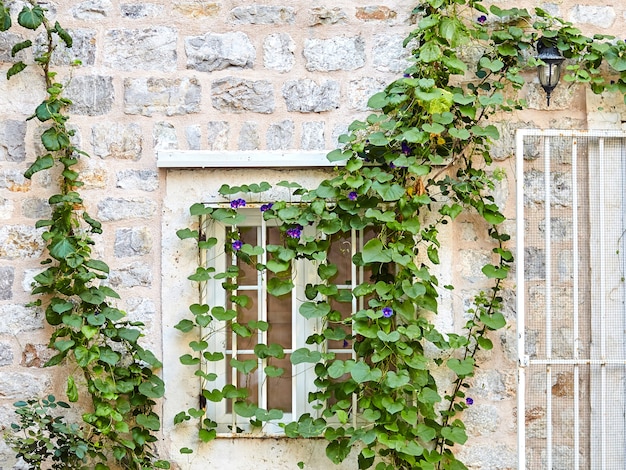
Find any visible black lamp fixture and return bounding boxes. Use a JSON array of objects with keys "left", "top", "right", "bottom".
[{"left": 536, "top": 38, "right": 565, "bottom": 107}]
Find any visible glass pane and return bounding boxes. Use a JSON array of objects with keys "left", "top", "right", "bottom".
[
  {"left": 327, "top": 292, "right": 353, "bottom": 350},
  {"left": 236, "top": 226, "right": 258, "bottom": 286},
  {"left": 267, "top": 355, "right": 292, "bottom": 412},
  {"left": 226, "top": 353, "right": 259, "bottom": 412},
  {"left": 227, "top": 291, "right": 259, "bottom": 350},
  {"left": 328, "top": 232, "right": 353, "bottom": 285},
  {"left": 268, "top": 290, "right": 291, "bottom": 346}
]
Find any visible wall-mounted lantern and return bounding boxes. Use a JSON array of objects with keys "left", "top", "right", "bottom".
[{"left": 536, "top": 38, "right": 565, "bottom": 107}]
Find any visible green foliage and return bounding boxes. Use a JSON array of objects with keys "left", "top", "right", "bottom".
[
  {"left": 1, "top": 1, "right": 169, "bottom": 468},
  {"left": 173, "top": 1, "right": 626, "bottom": 469}
]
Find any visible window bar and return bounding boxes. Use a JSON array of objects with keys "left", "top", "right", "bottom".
[
  {"left": 543, "top": 136, "right": 553, "bottom": 470},
  {"left": 621, "top": 140, "right": 626, "bottom": 465},
  {"left": 571, "top": 138, "right": 580, "bottom": 470},
  {"left": 198, "top": 215, "right": 209, "bottom": 403},
  {"left": 231, "top": 242, "right": 239, "bottom": 431},
  {"left": 598, "top": 138, "right": 607, "bottom": 470},
  {"left": 351, "top": 228, "right": 358, "bottom": 428},
  {"left": 260, "top": 223, "right": 268, "bottom": 414}
]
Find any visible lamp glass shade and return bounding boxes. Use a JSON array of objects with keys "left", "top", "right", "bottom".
[{"left": 538, "top": 62, "right": 562, "bottom": 90}]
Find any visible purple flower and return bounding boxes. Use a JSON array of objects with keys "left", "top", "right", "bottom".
[
  {"left": 343, "top": 339, "right": 350, "bottom": 348},
  {"left": 286, "top": 225, "right": 302, "bottom": 239},
  {"left": 401, "top": 141, "right": 412, "bottom": 155},
  {"left": 466, "top": 397, "right": 474, "bottom": 406},
  {"left": 403, "top": 73, "right": 411, "bottom": 78},
  {"left": 477, "top": 15, "right": 487, "bottom": 24},
  {"left": 230, "top": 198, "right": 246, "bottom": 209},
  {"left": 232, "top": 240, "right": 243, "bottom": 251},
  {"left": 382, "top": 307, "right": 393, "bottom": 318},
  {"left": 348, "top": 191, "right": 358, "bottom": 201},
  {"left": 389, "top": 162, "right": 396, "bottom": 169},
  {"left": 260, "top": 203, "right": 273, "bottom": 212}
]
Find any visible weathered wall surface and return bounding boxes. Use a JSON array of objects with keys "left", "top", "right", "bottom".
[{"left": 0, "top": 0, "right": 625, "bottom": 469}]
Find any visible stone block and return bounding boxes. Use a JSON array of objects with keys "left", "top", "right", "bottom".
[
  {"left": 301, "top": 121, "right": 325, "bottom": 150},
  {"left": 114, "top": 227, "right": 153, "bottom": 258},
  {"left": 524, "top": 247, "right": 545, "bottom": 280},
  {"left": 0, "top": 32, "right": 27, "bottom": 63},
  {"left": 21, "top": 198, "right": 52, "bottom": 219},
  {"left": 0, "top": 304, "right": 44, "bottom": 334},
  {"left": 185, "top": 32, "right": 255, "bottom": 72},
  {"left": 92, "top": 122, "right": 142, "bottom": 160},
  {"left": 185, "top": 125, "right": 201, "bottom": 150},
  {"left": 230, "top": 5, "right": 295, "bottom": 24},
  {"left": 457, "top": 443, "right": 517, "bottom": 470},
  {"left": 173, "top": 1, "right": 220, "bottom": 17},
  {"left": 307, "top": 7, "right": 347, "bottom": 26},
  {"left": 263, "top": 33, "right": 295, "bottom": 73},
  {"left": 0, "top": 342, "right": 13, "bottom": 366},
  {"left": 523, "top": 169, "right": 573, "bottom": 207},
  {"left": 211, "top": 77, "right": 275, "bottom": 114},
  {"left": 303, "top": 37, "right": 365, "bottom": 72},
  {"left": 207, "top": 121, "right": 230, "bottom": 150},
  {"left": 0, "top": 266, "right": 13, "bottom": 300},
  {"left": 458, "top": 248, "right": 492, "bottom": 283},
  {"left": 126, "top": 297, "right": 156, "bottom": 322},
  {"left": 21, "top": 343, "right": 55, "bottom": 368},
  {"left": 464, "top": 403, "right": 499, "bottom": 435},
  {"left": 105, "top": 27, "right": 177, "bottom": 71},
  {"left": 154, "top": 121, "right": 178, "bottom": 151},
  {"left": 0, "top": 169, "right": 30, "bottom": 192},
  {"left": 72, "top": 0, "right": 112, "bottom": 19},
  {"left": 121, "top": 3, "right": 164, "bottom": 18},
  {"left": 0, "top": 120, "right": 26, "bottom": 162},
  {"left": 267, "top": 120, "right": 294, "bottom": 150},
  {"left": 34, "top": 28, "right": 96, "bottom": 66},
  {"left": 0, "top": 68, "right": 47, "bottom": 115},
  {"left": 67, "top": 75, "right": 114, "bottom": 116},
  {"left": 0, "top": 197, "right": 14, "bottom": 219},
  {"left": 238, "top": 122, "right": 260, "bottom": 151},
  {"left": 282, "top": 79, "right": 340, "bottom": 113},
  {"left": 355, "top": 6, "right": 397, "bottom": 21},
  {"left": 0, "top": 225, "right": 45, "bottom": 260},
  {"left": 107, "top": 261, "right": 152, "bottom": 288},
  {"left": 569, "top": 5, "right": 616, "bottom": 28},
  {"left": 116, "top": 169, "right": 159, "bottom": 192},
  {"left": 97, "top": 198, "right": 157, "bottom": 221},
  {"left": 124, "top": 77, "right": 201, "bottom": 116},
  {"left": 347, "top": 77, "right": 387, "bottom": 111},
  {"left": 0, "top": 371, "right": 51, "bottom": 399},
  {"left": 372, "top": 34, "right": 410, "bottom": 73}
]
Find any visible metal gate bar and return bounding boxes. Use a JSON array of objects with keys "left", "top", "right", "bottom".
[{"left": 516, "top": 129, "right": 626, "bottom": 470}]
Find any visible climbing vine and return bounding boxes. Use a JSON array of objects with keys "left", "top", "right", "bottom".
[
  {"left": 173, "top": 1, "right": 626, "bottom": 469},
  {"left": 1, "top": 2, "right": 169, "bottom": 469}
]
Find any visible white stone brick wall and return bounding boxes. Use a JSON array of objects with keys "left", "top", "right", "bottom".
[{"left": 0, "top": 0, "right": 625, "bottom": 468}]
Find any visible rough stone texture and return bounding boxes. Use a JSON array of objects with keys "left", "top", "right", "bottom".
[
  {"left": 116, "top": 169, "right": 159, "bottom": 192},
  {"left": 120, "top": 3, "right": 164, "bottom": 18},
  {"left": 523, "top": 170, "right": 573, "bottom": 207},
  {"left": 0, "top": 342, "right": 13, "bottom": 366},
  {"left": 207, "top": 121, "right": 230, "bottom": 150},
  {"left": 0, "top": 266, "right": 13, "bottom": 300},
  {"left": 154, "top": 121, "right": 178, "bottom": 150},
  {"left": 126, "top": 297, "right": 156, "bottom": 322},
  {"left": 0, "top": 226, "right": 45, "bottom": 260},
  {"left": 524, "top": 247, "right": 546, "bottom": 280},
  {"left": 307, "top": 7, "right": 348, "bottom": 25},
  {"left": 0, "top": 120, "right": 26, "bottom": 162},
  {"left": 372, "top": 34, "right": 410, "bottom": 73},
  {"left": 0, "top": 169, "right": 30, "bottom": 192},
  {"left": 21, "top": 198, "right": 52, "bottom": 219},
  {"left": 34, "top": 28, "right": 97, "bottom": 67},
  {"left": 97, "top": 198, "right": 157, "bottom": 221},
  {"left": 229, "top": 5, "right": 295, "bottom": 25},
  {"left": 0, "top": 304, "right": 44, "bottom": 334},
  {"left": 124, "top": 77, "right": 201, "bottom": 116},
  {"left": 0, "top": 372, "right": 51, "bottom": 399},
  {"left": 356, "top": 6, "right": 397, "bottom": 22},
  {"left": 301, "top": 121, "right": 325, "bottom": 150},
  {"left": 238, "top": 122, "right": 260, "bottom": 151},
  {"left": 538, "top": 217, "right": 572, "bottom": 241},
  {"left": 104, "top": 27, "right": 177, "bottom": 71},
  {"left": 347, "top": 77, "right": 387, "bottom": 111},
  {"left": 263, "top": 33, "right": 295, "bottom": 72},
  {"left": 0, "top": 32, "right": 27, "bottom": 63},
  {"left": 66, "top": 75, "right": 115, "bottom": 116},
  {"left": 21, "top": 343, "right": 55, "bottom": 368},
  {"left": 267, "top": 120, "right": 294, "bottom": 150},
  {"left": 185, "top": 32, "right": 255, "bottom": 72},
  {"left": 282, "top": 79, "right": 340, "bottom": 113},
  {"left": 211, "top": 77, "right": 275, "bottom": 114},
  {"left": 185, "top": 125, "right": 201, "bottom": 150},
  {"left": 114, "top": 227, "right": 153, "bottom": 258},
  {"left": 173, "top": 1, "right": 220, "bottom": 17},
  {"left": 464, "top": 403, "right": 499, "bottom": 435},
  {"left": 458, "top": 249, "right": 492, "bottom": 283},
  {"left": 92, "top": 122, "right": 142, "bottom": 160},
  {"left": 72, "top": 0, "right": 112, "bottom": 20},
  {"left": 569, "top": 5, "right": 616, "bottom": 28},
  {"left": 490, "top": 121, "right": 533, "bottom": 161},
  {"left": 303, "top": 37, "right": 365, "bottom": 72},
  {"left": 0, "top": 68, "right": 47, "bottom": 115},
  {"left": 0, "top": 197, "right": 14, "bottom": 219},
  {"left": 458, "top": 444, "right": 517, "bottom": 470},
  {"left": 107, "top": 261, "right": 152, "bottom": 288}
]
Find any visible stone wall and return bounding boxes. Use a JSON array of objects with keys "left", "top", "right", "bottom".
[{"left": 0, "top": 0, "right": 625, "bottom": 469}]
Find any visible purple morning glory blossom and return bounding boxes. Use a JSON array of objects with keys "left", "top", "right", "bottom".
[
  {"left": 286, "top": 225, "right": 302, "bottom": 239},
  {"left": 348, "top": 191, "right": 358, "bottom": 201},
  {"left": 401, "top": 141, "right": 412, "bottom": 155},
  {"left": 466, "top": 397, "right": 474, "bottom": 405},
  {"left": 477, "top": 15, "right": 487, "bottom": 24},
  {"left": 260, "top": 203, "right": 273, "bottom": 212},
  {"left": 230, "top": 198, "right": 246, "bottom": 209},
  {"left": 382, "top": 307, "right": 393, "bottom": 318},
  {"left": 232, "top": 240, "right": 243, "bottom": 251}
]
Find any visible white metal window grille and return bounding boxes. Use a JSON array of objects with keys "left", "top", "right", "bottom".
[
  {"left": 198, "top": 207, "right": 369, "bottom": 434},
  {"left": 516, "top": 129, "right": 626, "bottom": 469}
]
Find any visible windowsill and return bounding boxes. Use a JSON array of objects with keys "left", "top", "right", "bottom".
[{"left": 157, "top": 150, "right": 345, "bottom": 168}]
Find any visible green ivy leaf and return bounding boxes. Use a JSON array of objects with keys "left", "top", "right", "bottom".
[
  {"left": 447, "top": 357, "right": 475, "bottom": 378},
  {"left": 233, "top": 401, "right": 258, "bottom": 418},
  {"left": 267, "top": 277, "right": 294, "bottom": 296},
  {"left": 11, "top": 40, "right": 32, "bottom": 57},
  {"left": 0, "top": 6, "right": 11, "bottom": 31},
  {"left": 361, "top": 238, "right": 392, "bottom": 263},
  {"left": 136, "top": 413, "right": 161, "bottom": 431},
  {"left": 18, "top": 5, "right": 45, "bottom": 30},
  {"left": 6, "top": 61, "right": 26, "bottom": 79},
  {"left": 290, "top": 348, "right": 321, "bottom": 364},
  {"left": 441, "top": 425, "right": 468, "bottom": 444},
  {"left": 299, "top": 301, "right": 331, "bottom": 319}
]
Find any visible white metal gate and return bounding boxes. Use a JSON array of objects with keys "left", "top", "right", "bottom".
[{"left": 516, "top": 129, "right": 626, "bottom": 469}]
